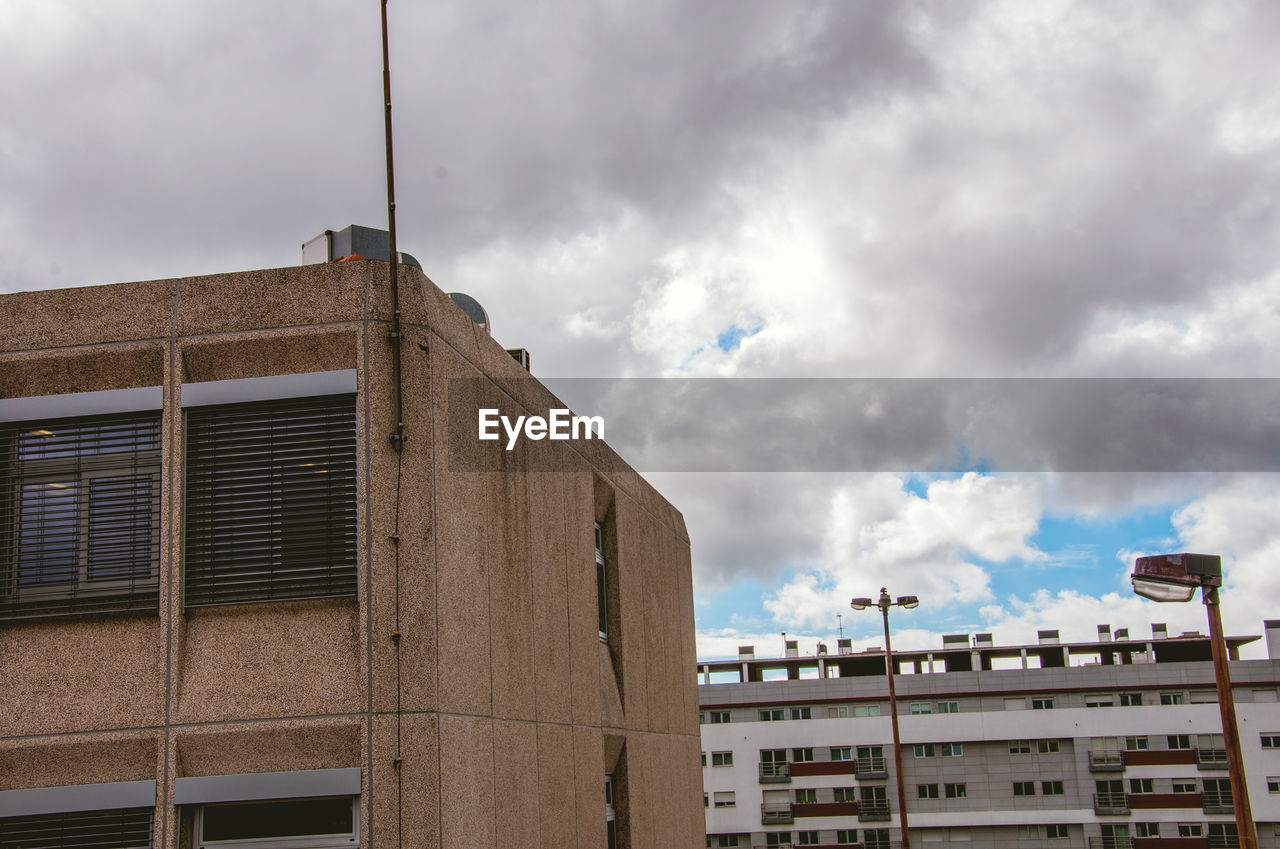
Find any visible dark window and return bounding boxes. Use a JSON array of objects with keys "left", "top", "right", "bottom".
[
  {"left": 184, "top": 395, "right": 357, "bottom": 607},
  {"left": 595, "top": 521, "right": 607, "bottom": 636},
  {"left": 1, "top": 413, "right": 160, "bottom": 620},
  {"left": 200, "top": 798, "right": 353, "bottom": 840},
  {"left": 0, "top": 807, "right": 153, "bottom": 848}
]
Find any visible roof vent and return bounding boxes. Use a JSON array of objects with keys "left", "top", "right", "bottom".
[
  {"left": 447, "top": 293, "right": 491, "bottom": 334},
  {"left": 974, "top": 633, "right": 993, "bottom": 647},
  {"left": 836, "top": 638, "right": 852, "bottom": 655},
  {"left": 738, "top": 645, "right": 755, "bottom": 660},
  {"left": 1153, "top": 623, "right": 1168, "bottom": 639},
  {"left": 1114, "top": 628, "right": 1129, "bottom": 640},
  {"left": 784, "top": 640, "right": 799, "bottom": 658},
  {"left": 301, "top": 225, "right": 422, "bottom": 269},
  {"left": 1037, "top": 629, "right": 1060, "bottom": 645},
  {"left": 1097, "top": 624, "right": 1111, "bottom": 641},
  {"left": 942, "top": 634, "right": 969, "bottom": 647}
]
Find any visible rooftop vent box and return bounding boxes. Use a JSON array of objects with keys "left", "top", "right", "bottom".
[
  {"left": 816, "top": 643, "right": 828, "bottom": 656},
  {"left": 942, "top": 634, "right": 969, "bottom": 647},
  {"left": 1114, "top": 628, "right": 1129, "bottom": 640},
  {"left": 784, "top": 640, "right": 799, "bottom": 658},
  {"left": 738, "top": 645, "right": 755, "bottom": 660},
  {"left": 974, "top": 633, "right": 993, "bottom": 647},
  {"left": 836, "top": 638, "right": 852, "bottom": 655},
  {"left": 302, "top": 225, "right": 422, "bottom": 270}
]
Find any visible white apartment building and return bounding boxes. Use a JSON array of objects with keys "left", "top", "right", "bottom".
[{"left": 699, "top": 621, "right": 1280, "bottom": 849}]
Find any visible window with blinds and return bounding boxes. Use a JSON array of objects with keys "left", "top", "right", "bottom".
[
  {"left": 184, "top": 394, "right": 357, "bottom": 607},
  {"left": 0, "top": 412, "right": 161, "bottom": 620},
  {"left": 0, "top": 807, "right": 153, "bottom": 848}
]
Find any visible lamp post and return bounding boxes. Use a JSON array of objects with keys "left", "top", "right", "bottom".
[
  {"left": 1131, "top": 553, "right": 1257, "bottom": 849},
  {"left": 851, "top": 588, "right": 919, "bottom": 849}
]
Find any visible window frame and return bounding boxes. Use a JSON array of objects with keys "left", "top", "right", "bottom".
[
  {"left": 192, "top": 796, "right": 359, "bottom": 849},
  {"left": 1, "top": 411, "right": 162, "bottom": 620}
]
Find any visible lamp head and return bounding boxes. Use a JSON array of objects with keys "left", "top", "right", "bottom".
[
  {"left": 1131, "top": 553, "right": 1221, "bottom": 603},
  {"left": 897, "top": 595, "right": 920, "bottom": 609},
  {"left": 850, "top": 597, "right": 873, "bottom": 611}
]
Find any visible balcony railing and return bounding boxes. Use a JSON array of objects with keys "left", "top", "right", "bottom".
[
  {"left": 1088, "top": 838, "right": 1133, "bottom": 849},
  {"left": 1196, "top": 747, "right": 1229, "bottom": 769},
  {"left": 1089, "top": 750, "right": 1125, "bottom": 772},
  {"left": 761, "top": 802, "right": 794, "bottom": 824},
  {"left": 856, "top": 755, "right": 888, "bottom": 779},
  {"left": 759, "top": 762, "right": 791, "bottom": 783},
  {"left": 1207, "top": 834, "right": 1240, "bottom": 848},
  {"left": 1093, "top": 791, "right": 1131, "bottom": 815},
  {"left": 857, "top": 799, "right": 891, "bottom": 822},
  {"left": 1202, "top": 787, "right": 1233, "bottom": 814}
]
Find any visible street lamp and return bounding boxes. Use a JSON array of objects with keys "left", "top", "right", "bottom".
[
  {"left": 851, "top": 588, "right": 919, "bottom": 849},
  {"left": 1131, "top": 553, "right": 1257, "bottom": 849}
]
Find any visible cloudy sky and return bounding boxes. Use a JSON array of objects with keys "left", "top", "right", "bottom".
[{"left": 4, "top": 2, "right": 1279, "bottom": 659}]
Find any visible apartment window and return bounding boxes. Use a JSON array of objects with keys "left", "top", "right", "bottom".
[
  {"left": 917, "top": 784, "right": 939, "bottom": 799},
  {"left": 910, "top": 702, "right": 932, "bottom": 714},
  {"left": 1129, "top": 779, "right": 1153, "bottom": 794},
  {"left": 704, "top": 793, "right": 708, "bottom": 807},
  {"left": 760, "top": 709, "right": 785, "bottom": 722},
  {"left": 1119, "top": 692, "right": 1143, "bottom": 706},
  {"left": 701, "top": 752, "right": 706, "bottom": 767},
  {"left": 1172, "top": 780, "right": 1197, "bottom": 793},
  {"left": 764, "top": 833, "right": 791, "bottom": 848},
  {"left": 193, "top": 797, "right": 358, "bottom": 848},
  {"left": 833, "top": 787, "right": 856, "bottom": 803},
  {"left": 1262, "top": 733, "right": 1280, "bottom": 748},
  {"left": 184, "top": 396, "right": 358, "bottom": 607},
  {"left": 1045, "top": 825, "right": 1069, "bottom": 839},
  {"left": 1160, "top": 692, "right": 1184, "bottom": 705},
  {"left": 1208, "top": 824, "right": 1238, "bottom": 845},
  {"left": 791, "top": 707, "right": 812, "bottom": 720},
  {"left": 1009, "top": 740, "right": 1031, "bottom": 754},
  {"left": 1134, "top": 823, "right": 1160, "bottom": 838},
  {"left": 713, "top": 792, "right": 735, "bottom": 808},
  {"left": 1177, "top": 824, "right": 1203, "bottom": 838},
  {"left": 699, "top": 712, "right": 705, "bottom": 724},
  {"left": 1085, "top": 696, "right": 1113, "bottom": 708},
  {"left": 791, "top": 748, "right": 814, "bottom": 763},
  {"left": 944, "top": 783, "right": 966, "bottom": 798},
  {"left": 1042, "top": 780, "right": 1064, "bottom": 796},
  {"left": 831, "top": 746, "right": 852, "bottom": 761},
  {"left": 1031, "top": 697, "right": 1054, "bottom": 710},
  {"left": 836, "top": 830, "right": 857, "bottom": 845},
  {"left": 1037, "top": 740, "right": 1060, "bottom": 754},
  {"left": 940, "top": 743, "right": 962, "bottom": 757},
  {"left": 0, "top": 807, "right": 154, "bottom": 848},
  {"left": 1, "top": 412, "right": 161, "bottom": 620},
  {"left": 853, "top": 704, "right": 881, "bottom": 717},
  {"left": 1267, "top": 776, "right": 1280, "bottom": 793},
  {"left": 937, "top": 701, "right": 959, "bottom": 713},
  {"left": 795, "top": 789, "right": 817, "bottom": 804},
  {"left": 709, "top": 711, "right": 730, "bottom": 724},
  {"left": 1167, "top": 734, "right": 1192, "bottom": 750},
  {"left": 1017, "top": 825, "right": 1038, "bottom": 840},
  {"left": 1124, "top": 736, "right": 1149, "bottom": 751},
  {"left": 711, "top": 751, "right": 733, "bottom": 767},
  {"left": 829, "top": 706, "right": 850, "bottom": 718},
  {"left": 796, "top": 833, "right": 820, "bottom": 847},
  {"left": 1190, "top": 690, "right": 1217, "bottom": 704},
  {"left": 913, "top": 744, "right": 935, "bottom": 758},
  {"left": 710, "top": 837, "right": 738, "bottom": 848},
  {"left": 863, "top": 829, "right": 890, "bottom": 849},
  {"left": 1012, "top": 781, "right": 1035, "bottom": 796}
]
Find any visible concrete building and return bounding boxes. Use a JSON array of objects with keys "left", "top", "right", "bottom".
[
  {"left": 0, "top": 252, "right": 701, "bottom": 848},
  {"left": 699, "top": 623, "right": 1280, "bottom": 849}
]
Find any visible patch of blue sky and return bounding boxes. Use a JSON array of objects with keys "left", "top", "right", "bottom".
[
  {"left": 694, "top": 575, "right": 777, "bottom": 634},
  {"left": 715, "top": 319, "right": 764, "bottom": 353}
]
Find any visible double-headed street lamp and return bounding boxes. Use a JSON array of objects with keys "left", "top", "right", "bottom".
[
  {"left": 1131, "top": 553, "right": 1257, "bottom": 849},
  {"left": 851, "top": 589, "right": 919, "bottom": 849}
]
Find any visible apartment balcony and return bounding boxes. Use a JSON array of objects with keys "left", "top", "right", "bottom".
[
  {"left": 1092, "top": 791, "right": 1131, "bottom": 815},
  {"left": 792, "top": 760, "right": 858, "bottom": 778},
  {"left": 857, "top": 800, "right": 891, "bottom": 822},
  {"left": 1124, "top": 749, "right": 1198, "bottom": 767},
  {"left": 856, "top": 755, "right": 888, "bottom": 780},
  {"left": 1089, "top": 750, "right": 1125, "bottom": 772},
  {"left": 761, "top": 802, "right": 794, "bottom": 824},
  {"left": 759, "top": 762, "right": 792, "bottom": 783},
  {"left": 1128, "top": 792, "right": 1203, "bottom": 810},
  {"left": 1133, "top": 840, "right": 1210, "bottom": 849},
  {"left": 1196, "top": 747, "right": 1229, "bottom": 770},
  {"left": 1202, "top": 788, "right": 1233, "bottom": 814},
  {"left": 792, "top": 801, "right": 860, "bottom": 818},
  {"left": 1088, "top": 839, "right": 1134, "bottom": 849},
  {"left": 1207, "top": 834, "right": 1241, "bottom": 849}
]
